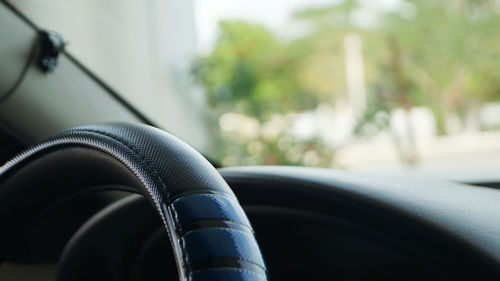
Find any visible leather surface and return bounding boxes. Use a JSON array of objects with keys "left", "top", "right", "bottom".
[
  {"left": 220, "top": 166, "right": 500, "bottom": 276},
  {"left": 0, "top": 123, "right": 267, "bottom": 280}
]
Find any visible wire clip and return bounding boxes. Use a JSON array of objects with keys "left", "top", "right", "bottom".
[{"left": 37, "top": 30, "right": 67, "bottom": 73}]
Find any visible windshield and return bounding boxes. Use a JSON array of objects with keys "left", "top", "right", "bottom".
[{"left": 15, "top": 0, "right": 500, "bottom": 180}]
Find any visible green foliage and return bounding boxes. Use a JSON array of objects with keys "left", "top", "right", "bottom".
[
  {"left": 192, "top": 0, "right": 500, "bottom": 167},
  {"left": 192, "top": 21, "right": 317, "bottom": 121}
]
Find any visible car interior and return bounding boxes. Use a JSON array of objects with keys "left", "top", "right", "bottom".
[{"left": 1, "top": 1, "right": 500, "bottom": 281}]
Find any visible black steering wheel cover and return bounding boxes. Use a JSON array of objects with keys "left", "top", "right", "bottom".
[{"left": 0, "top": 123, "right": 267, "bottom": 281}]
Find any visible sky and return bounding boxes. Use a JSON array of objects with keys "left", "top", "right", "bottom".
[{"left": 193, "top": 0, "right": 403, "bottom": 53}]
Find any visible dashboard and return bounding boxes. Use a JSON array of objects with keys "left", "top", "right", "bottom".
[{"left": 2, "top": 165, "right": 500, "bottom": 280}]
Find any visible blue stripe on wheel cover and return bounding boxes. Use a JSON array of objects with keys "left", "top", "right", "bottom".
[{"left": 181, "top": 228, "right": 265, "bottom": 269}]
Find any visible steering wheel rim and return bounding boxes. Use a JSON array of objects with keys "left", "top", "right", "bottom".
[{"left": 0, "top": 123, "right": 268, "bottom": 281}]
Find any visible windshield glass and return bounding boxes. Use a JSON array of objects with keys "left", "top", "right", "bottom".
[{"left": 15, "top": 0, "right": 500, "bottom": 179}]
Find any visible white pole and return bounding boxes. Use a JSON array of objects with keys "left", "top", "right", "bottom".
[{"left": 344, "top": 33, "right": 367, "bottom": 118}]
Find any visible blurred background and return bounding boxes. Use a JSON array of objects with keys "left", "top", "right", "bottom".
[
  {"left": 14, "top": 0, "right": 500, "bottom": 180},
  {"left": 193, "top": 0, "right": 500, "bottom": 180}
]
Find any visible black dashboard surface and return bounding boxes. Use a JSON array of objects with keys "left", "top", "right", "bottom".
[{"left": 2, "top": 166, "right": 500, "bottom": 280}]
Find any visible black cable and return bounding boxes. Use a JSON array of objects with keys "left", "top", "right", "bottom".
[
  {"left": 0, "top": 0, "right": 38, "bottom": 31},
  {"left": 0, "top": 35, "right": 39, "bottom": 104},
  {"left": 0, "top": 0, "right": 156, "bottom": 126},
  {"left": 0, "top": 0, "right": 222, "bottom": 167}
]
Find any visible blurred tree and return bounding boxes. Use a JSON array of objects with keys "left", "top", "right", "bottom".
[
  {"left": 192, "top": 21, "right": 317, "bottom": 121},
  {"left": 294, "top": 0, "right": 500, "bottom": 135},
  {"left": 192, "top": 21, "right": 336, "bottom": 167},
  {"left": 380, "top": 0, "right": 500, "bottom": 132},
  {"left": 192, "top": 0, "right": 500, "bottom": 167}
]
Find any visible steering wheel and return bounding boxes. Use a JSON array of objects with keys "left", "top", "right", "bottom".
[{"left": 0, "top": 123, "right": 268, "bottom": 281}]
